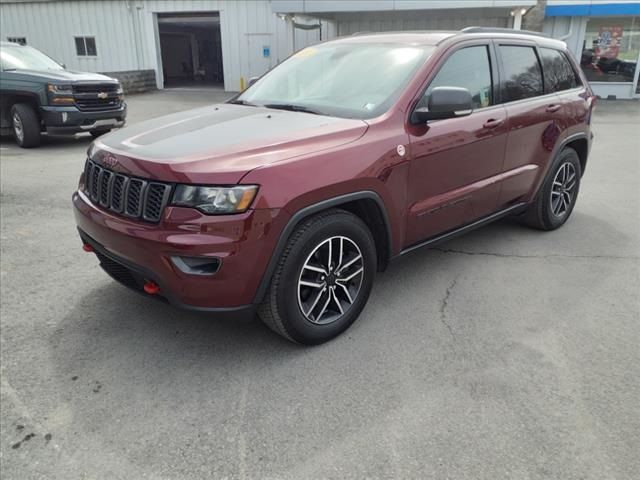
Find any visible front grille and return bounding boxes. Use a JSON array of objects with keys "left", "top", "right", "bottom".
[
  {"left": 73, "top": 83, "right": 121, "bottom": 111},
  {"left": 83, "top": 159, "right": 172, "bottom": 223}
]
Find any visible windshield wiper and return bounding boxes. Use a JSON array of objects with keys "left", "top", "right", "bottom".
[
  {"left": 228, "top": 99, "right": 259, "bottom": 107},
  {"left": 262, "top": 103, "right": 325, "bottom": 116}
]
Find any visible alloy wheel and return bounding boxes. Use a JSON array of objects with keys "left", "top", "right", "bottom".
[
  {"left": 550, "top": 161, "right": 577, "bottom": 217},
  {"left": 297, "top": 236, "right": 364, "bottom": 325},
  {"left": 12, "top": 113, "right": 24, "bottom": 143}
]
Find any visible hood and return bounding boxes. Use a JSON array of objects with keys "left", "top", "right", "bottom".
[
  {"left": 93, "top": 104, "right": 369, "bottom": 184},
  {"left": 6, "top": 69, "right": 118, "bottom": 83}
]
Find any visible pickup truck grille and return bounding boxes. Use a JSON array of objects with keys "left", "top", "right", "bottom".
[
  {"left": 73, "top": 83, "right": 121, "bottom": 111},
  {"left": 83, "top": 159, "right": 172, "bottom": 223}
]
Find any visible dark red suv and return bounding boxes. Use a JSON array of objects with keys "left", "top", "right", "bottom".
[{"left": 73, "top": 28, "right": 594, "bottom": 344}]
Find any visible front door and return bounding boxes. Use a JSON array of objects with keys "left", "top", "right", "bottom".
[{"left": 405, "top": 43, "right": 508, "bottom": 246}]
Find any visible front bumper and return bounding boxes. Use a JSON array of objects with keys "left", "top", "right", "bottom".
[
  {"left": 41, "top": 103, "right": 127, "bottom": 135},
  {"left": 73, "top": 190, "right": 288, "bottom": 310}
]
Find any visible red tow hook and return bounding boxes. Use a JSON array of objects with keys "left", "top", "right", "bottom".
[
  {"left": 143, "top": 281, "right": 160, "bottom": 295},
  {"left": 82, "top": 243, "right": 94, "bottom": 252}
]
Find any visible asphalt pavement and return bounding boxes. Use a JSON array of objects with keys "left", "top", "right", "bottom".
[{"left": 1, "top": 88, "right": 639, "bottom": 479}]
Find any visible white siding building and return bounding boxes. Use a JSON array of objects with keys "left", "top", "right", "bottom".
[{"left": 1, "top": 0, "right": 542, "bottom": 92}]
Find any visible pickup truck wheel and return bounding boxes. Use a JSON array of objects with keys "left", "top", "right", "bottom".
[
  {"left": 258, "top": 209, "right": 377, "bottom": 345},
  {"left": 11, "top": 104, "right": 41, "bottom": 148},
  {"left": 90, "top": 129, "right": 110, "bottom": 138},
  {"left": 521, "top": 147, "right": 582, "bottom": 230}
]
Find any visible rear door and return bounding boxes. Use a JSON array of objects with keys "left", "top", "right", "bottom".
[
  {"left": 495, "top": 42, "right": 565, "bottom": 207},
  {"left": 405, "top": 42, "right": 508, "bottom": 246},
  {"left": 539, "top": 46, "right": 592, "bottom": 141}
]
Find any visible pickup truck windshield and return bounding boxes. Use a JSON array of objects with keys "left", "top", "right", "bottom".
[
  {"left": 237, "top": 43, "right": 434, "bottom": 119},
  {"left": 1, "top": 45, "right": 63, "bottom": 71}
]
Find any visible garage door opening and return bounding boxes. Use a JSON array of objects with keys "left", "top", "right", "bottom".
[{"left": 157, "top": 12, "right": 223, "bottom": 88}]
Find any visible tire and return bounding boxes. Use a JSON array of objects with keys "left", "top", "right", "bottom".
[
  {"left": 11, "top": 103, "right": 41, "bottom": 148},
  {"left": 258, "top": 209, "right": 377, "bottom": 345},
  {"left": 90, "top": 129, "right": 110, "bottom": 138},
  {"left": 521, "top": 147, "right": 582, "bottom": 231}
]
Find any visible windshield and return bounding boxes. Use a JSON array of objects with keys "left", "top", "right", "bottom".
[
  {"left": 237, "top": 42, "right": 434, "bottom": 119},
  {"left": 1, "top": 45, "right": 63, "bottom": 71}
]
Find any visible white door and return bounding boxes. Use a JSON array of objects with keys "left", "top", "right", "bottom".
[{"left": 247, "top": 34, "right": 273, "bottom": 79}]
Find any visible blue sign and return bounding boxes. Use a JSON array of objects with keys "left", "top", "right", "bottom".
[{"left": 263, "top": 45, "right": 271, "bottom": 58}]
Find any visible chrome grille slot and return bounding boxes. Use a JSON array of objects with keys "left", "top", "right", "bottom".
[
  {"left": 125, "top": 179, "right": 146, "bottom": 217},
  {"left": 99, "top": 170, "right": 113, "bottom": 206},
  {"left": 111, "top": 175, "right": 127, "bottom": 213},
  {"left": 83, "top": 159, "right": 170, "bottom": 223},
  {"left": 143, "top": 183, "right": 171, "bottom": 222}
]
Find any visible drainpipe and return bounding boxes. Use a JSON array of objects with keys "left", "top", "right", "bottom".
[
  {"left": 126, "top": 0, "right": 142, "bottom": 70},
  {"left": 513, "top": 9, "right": 524, "bottom": 30},
  {"left": 559, "top": 16, "right": 575, "bottom": 41}
]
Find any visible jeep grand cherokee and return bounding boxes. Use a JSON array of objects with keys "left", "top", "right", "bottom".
[{"left": 73, "top": 28, "right": 594, "bottom": 344}]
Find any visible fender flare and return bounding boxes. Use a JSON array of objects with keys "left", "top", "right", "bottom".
[
  {"left": 252, "top": 190, "right": 393, "bottom": 304},
  {"left": 532, "top": 131, "right": 590, "bottom": 201}
]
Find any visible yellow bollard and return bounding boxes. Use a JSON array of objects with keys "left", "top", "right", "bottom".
[{"left": 240, "top": 77, "right": 246, "bottom": 91}]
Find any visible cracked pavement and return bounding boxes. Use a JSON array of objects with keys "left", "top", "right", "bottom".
[{"left": 1, "top": 91, "right": 639, "bottom": 479}]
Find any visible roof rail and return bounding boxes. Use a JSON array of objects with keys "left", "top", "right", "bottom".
[{"left": 461, "top": 27, "right": 549, "bottom": 38}]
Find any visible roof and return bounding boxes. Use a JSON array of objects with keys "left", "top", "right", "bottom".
[
  {"left": 324, "top": 29, "right": 566, "bottom": 49},
  {"left": 331, "top": 32, "right": 457, "bottom": 46}
]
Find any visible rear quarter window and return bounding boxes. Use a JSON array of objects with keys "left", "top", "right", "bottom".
[
  {"left": 499, "top": 45, "right": 544, "bottom": 102},
  {"left": 540, "top": 47, "right": 580, "bottom": 93}
]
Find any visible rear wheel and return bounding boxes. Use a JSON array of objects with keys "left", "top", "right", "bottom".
[
  {"left": 258, "top": 209, "right": 377, "bottom": 345},
  {"left": 11, "top": 103, "right": 41, "bottom": 148},
  {"left": 521, "top": 147, "right": 582, "bottom": 230}
]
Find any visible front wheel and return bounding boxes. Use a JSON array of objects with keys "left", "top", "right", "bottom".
[
  {"left": 11, "top": 103, "right": 41, "bottom": 148},
  {"left": 258, "top": 209, "right": 377, "bottom": 345}
]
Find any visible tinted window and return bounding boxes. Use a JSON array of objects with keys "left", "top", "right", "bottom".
[
  {"left": 75, "top": 36, "right": 97, "bottom": 57},
  {"left": 499, "top": 46, "right": 543, "bottom": 102},
  {"left": 540, "top": 48, "right": 579, "bottom": 92},
  {"left": 422, "top": 45, "right": 493, "bottom": 109}
]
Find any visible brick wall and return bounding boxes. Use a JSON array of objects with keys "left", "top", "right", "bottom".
[{"left": 101, "top": 70, "right": 157, "bottom": 94}]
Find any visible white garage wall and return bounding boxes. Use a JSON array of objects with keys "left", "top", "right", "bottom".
[
  {"left": 0, "top": 0, "right": 327, "bottom": 91},
  {"left": 0, "top": 0, "right": 141, "bottom": 72}
]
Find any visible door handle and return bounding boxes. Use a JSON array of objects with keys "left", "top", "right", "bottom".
[
  {"left": 483, "top": 118, "right": 504, "bottom": 129},
  {"left": 546, "top": 104, "right": 562, "bottom": 113}
]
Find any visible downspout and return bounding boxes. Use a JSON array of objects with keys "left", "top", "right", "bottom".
[
  {"left": 559, "top": 16, "right": 575, "bottom": 41},
  {"left": 126, "top": 0, "right": 142, "bottom": 69}
]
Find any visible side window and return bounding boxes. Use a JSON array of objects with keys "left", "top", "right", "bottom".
[
  {"left": 499, "top": 46, "right": 543, "bottom": 102},
  {"left": 421, "top": 45, "right": 493, "bottom": 109},
  {"left": 75, "top": 36, "right": 97, "bottom": 57},
  {"left": 540, "top": 48, "right": 579, "bottom": 92}
]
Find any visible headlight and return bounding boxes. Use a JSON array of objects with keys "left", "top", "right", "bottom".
[
  {"left": 47, "top": 83, "right": 73, "bottom": 95},
  {"left": 172, "top": 185, "right": 258, "bottom": 214}
]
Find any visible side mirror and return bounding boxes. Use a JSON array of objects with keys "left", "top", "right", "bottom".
[
  {"left": 248, "top": 76, "right": 259, "bottom": 87},
  {"left": 412, "top": 86, "right": 474, "bottom": 123}
]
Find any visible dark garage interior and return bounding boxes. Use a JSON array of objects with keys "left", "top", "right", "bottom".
[{"left": 157, "top": 12, "right": 223, "bottom": 88}]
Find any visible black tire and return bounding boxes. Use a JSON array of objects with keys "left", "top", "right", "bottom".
[
  {"left": 90, "top": 129, "right": 110, "bottom": 138},
  {"left": 258, "top": 209, "right": 377, "bottom": 345},
  {"left": 11, "top": 103, "right": 41, "bottom": 148},
  {"left": 521, "top": 147, "right": 582, "bottom": 230}
]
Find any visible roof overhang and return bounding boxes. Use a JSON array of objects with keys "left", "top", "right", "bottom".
[
  {"left": 545, "top": 0, "right": 640, "bottom": 17},
  {"left": 271, "top": 0, "right": 536, "bottom": 15}
]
